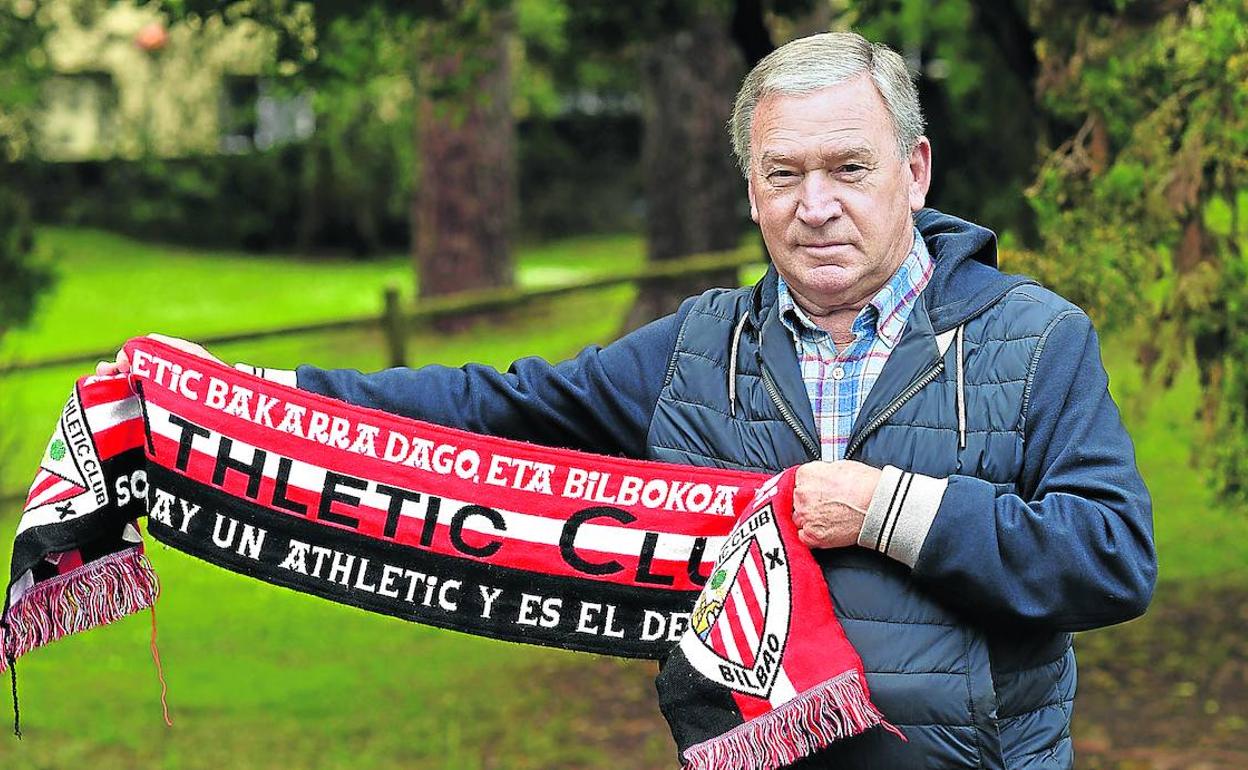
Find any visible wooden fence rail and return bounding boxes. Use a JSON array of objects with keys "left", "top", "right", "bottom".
[
  {"left": 0, "top": 246, "right": 763, "bottom": 376},
  {"left": 0, "top": 247, "right": 763, "bottom": 507}
]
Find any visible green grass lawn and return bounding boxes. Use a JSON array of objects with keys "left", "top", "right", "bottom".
[
  {"left": 0, "top": 227, "right": 647, "bottom": 496},
  {"left": 0, "top": 227, "right": 679, "bottom": 770},
  {"left": 0, "top": 227, "right": 1244, "bottom": 769},
  {"left": 0, "top": 227, "right": 647, "bottom": 363},
  {"left": 1098, "top": 337, "right": 1248, "bottom": 584}
]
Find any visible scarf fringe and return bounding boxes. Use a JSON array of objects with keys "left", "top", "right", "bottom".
[
  {"left": 681, "top": 670, "right": 904, "bottom": 770},
  {"left": 0, "top": 548, "right": 159, "bottom": 670}
]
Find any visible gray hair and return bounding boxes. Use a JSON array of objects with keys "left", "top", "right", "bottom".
[{"left": 729, "top": 31, "right": 926, "bottom": 176}]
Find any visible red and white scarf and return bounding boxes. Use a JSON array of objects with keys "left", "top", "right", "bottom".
[{"left": 2, "top": 337, "right": 900, "bottom": 769}]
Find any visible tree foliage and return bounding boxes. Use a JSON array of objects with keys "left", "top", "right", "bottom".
[
  {"left": 0, "top": 0, "right": 55, "bottom": 342},
  {"left": 289, "top": 7, "right": 418, "bottom": 256},
  {"left": 160, "top": 0, "right": 518, "bottom": 290},
  {"left": 1025, "top": 0, "right": 1248, "bottom": 500},
  {"left": 852, "top": 0, "right": 1040, "bottom": 243}
]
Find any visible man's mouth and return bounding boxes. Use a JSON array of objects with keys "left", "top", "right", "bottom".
[{"left": 799, "top": 241, "right": 852, "bottom": 250}]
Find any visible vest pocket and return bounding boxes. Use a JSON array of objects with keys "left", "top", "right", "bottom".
[{"left": 964, "top": 626, "right": 1007, "bottom": 769}]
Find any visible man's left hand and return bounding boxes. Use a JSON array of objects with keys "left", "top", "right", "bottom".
[{"left": 792, "top": 461, "right": 881, "bottom": 549}]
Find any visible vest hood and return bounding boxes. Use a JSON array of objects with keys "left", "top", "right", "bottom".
[{"left": 914, "top": 208, "right": 1036, "bottom": 334}]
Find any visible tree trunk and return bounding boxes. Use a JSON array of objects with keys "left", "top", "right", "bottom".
[
  {"left": 413, "top": 12, "right": 515, "bottom": 313},
  {"left": 623, "top": 11, "right": 749, "bottom": 332}
]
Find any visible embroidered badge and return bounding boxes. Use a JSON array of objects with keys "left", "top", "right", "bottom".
[{"left": 680, "top": 503, "right": 792, "bottom": 698}]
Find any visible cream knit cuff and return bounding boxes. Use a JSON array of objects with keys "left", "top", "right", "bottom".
[{"left": 858, "top": 465, "right": 948, "bottom": 568}]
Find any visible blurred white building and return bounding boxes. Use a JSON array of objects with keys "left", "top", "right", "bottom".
[{"left": 37, "top": 1, "right": 313, "bottom": 161}]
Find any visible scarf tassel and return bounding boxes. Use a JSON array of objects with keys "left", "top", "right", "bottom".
[
  {"left": 0, "top": 548, "right": 159, "bottom": 669},
  {"left": 681, "top": 670, "right": 905, "bottom": 770}
]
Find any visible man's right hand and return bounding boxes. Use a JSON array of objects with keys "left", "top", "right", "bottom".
[
  {"left": 95, "top": 333, "right": 223, "bottom": 376},
  {"left": 96, "top": 347, "right": 131, "bottom": 377}
]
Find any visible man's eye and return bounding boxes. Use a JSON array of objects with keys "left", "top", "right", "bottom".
[
  {"left": 840, "top": 164, "right": 868, "bottom": 174},
  {"left": 768, "top": 170, "right": 799, "bottom": 183}
]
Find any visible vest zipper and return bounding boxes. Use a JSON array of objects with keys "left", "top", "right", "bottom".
[
  {"left": 844, "top": 360, "right": 946, "bottom": 460},
  {"left": 759, "top": 358, "right": 820, "bottom": 460}
]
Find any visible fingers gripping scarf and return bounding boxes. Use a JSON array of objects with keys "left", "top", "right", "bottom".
[{"left": 1, "top": 338, "right": 900, "bottom": 768}]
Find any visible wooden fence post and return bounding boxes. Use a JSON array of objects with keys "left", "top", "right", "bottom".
[{"left": 382, "top": 285, "right": 407, "bottom": 368}]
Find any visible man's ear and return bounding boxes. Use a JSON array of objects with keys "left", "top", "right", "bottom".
[
  {"left": 907, "top": 137, "right": 932, "bottom": 212},
  {"left": 747, "top": 177, "right": 759, "bottom": 223}
]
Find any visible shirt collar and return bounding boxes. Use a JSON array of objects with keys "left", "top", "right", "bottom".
[
  {"left": 776, "top": 228, "right": 933, "bottom": 348},
  {"left": 870, "top": 228, "right": 933, "bottom": 347},
  {"left": 775, "top": 278, "right": 816, "bottom": 339}
]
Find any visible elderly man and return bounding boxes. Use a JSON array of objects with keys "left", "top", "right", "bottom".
[{"left": 102, "top": 31, "right": 1154, "bottom": 769}]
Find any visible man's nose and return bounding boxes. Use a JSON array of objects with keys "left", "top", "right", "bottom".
[{"left": 796, "top": 172, "right": 843, "bottom": 226}]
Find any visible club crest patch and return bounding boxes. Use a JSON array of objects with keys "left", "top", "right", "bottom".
[
  {"left": 24, "top": 391, "right": 109, "bottom": 520},
  {"left": 680, "top": 502, "right": 791, "bottom": 698}
]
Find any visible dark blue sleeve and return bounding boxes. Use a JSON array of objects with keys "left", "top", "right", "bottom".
[
  {"left": 914, "top": 311, "right": 1157, "bottom": 631},
  {"left": 294, "top": 299, "right": 696, "bottom": 458}
]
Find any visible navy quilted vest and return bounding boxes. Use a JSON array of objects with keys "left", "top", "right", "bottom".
[{"left": 646, "top": 266, "right": 1079, "bottom": 770}]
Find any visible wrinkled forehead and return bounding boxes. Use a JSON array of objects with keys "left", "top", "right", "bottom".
[{"left": 748, "top": 81, "right": 897, "bottom": 166}]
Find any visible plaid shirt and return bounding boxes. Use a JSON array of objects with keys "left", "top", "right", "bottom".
[{"left": 776, "top": 230, "right": 934, "bottom": 461}]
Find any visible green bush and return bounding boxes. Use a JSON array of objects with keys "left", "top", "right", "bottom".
[
  {"left": 23, "top": 112, "right": 642, "bottom": 255},
  {"left": 0, "top": 180, "right": 54, "bottom": 340}
]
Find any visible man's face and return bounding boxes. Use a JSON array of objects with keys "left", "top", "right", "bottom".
[{"left": 747, "top": 76, "right": 931, "bottom": 316}]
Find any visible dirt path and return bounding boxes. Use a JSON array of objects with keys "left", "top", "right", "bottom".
[{"left": 1072, "top": 581, "right": 1248, "bottom": 769}]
